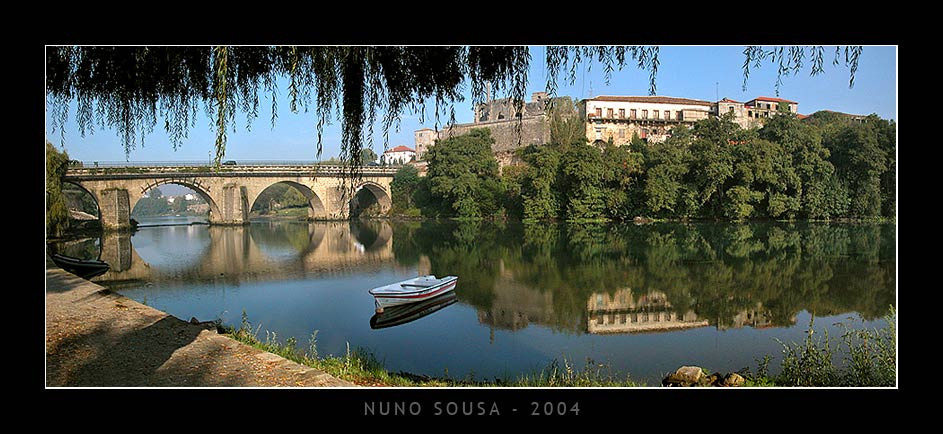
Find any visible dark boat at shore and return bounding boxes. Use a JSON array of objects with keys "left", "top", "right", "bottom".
[
  {"left": 369, "top": 291, "right": 458, "bottom": 330},
  {"left": 50, "top": 253, "right": 110, "bottom": 280}
]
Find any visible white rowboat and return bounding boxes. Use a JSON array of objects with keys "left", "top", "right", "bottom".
[{"left": 368, "top": 275, "right": 458, "bottom": 313}]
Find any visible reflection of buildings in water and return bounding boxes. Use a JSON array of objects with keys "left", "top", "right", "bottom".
[
  {"left": 586, "top": 289, "right": 795, "bottom": 333},
  {"left": 586, "top": 289, "right": 709, "bottom": 334},
  {"left": 721, "top": 308, "right": 794, "bottom": 330}
]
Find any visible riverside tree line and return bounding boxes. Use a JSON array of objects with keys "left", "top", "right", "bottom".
[{"left": 390, "top": 110, "right": 895, "bottom": 221}]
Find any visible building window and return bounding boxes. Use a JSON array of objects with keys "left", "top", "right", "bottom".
[
  {"left": 595, "top": 128, "right": 603, "bottom": 140},
  {"left": 748, "top": 110, "right": 753, "bottom": 118},
  {"left": 677, "top": 111, "right": 683, "bottom": 121},
  {"left": 618, "top": 108, "right": 625, "bottom": 118},
  {"left": 653, "top": 110, "right": 660, "bottom": 119},
  {"left": 630, "top": 109, "right": 637, "bottom": 119},
  {"left": 607, "top": 108, "right": 614, "bottom": 118},
  {"left": 618, "top": 129, "right": 625, "bottom": 138},
  {"left": 642, "top": 110, "right": 648, "bottom": 119},
  {"left": 664, "top": 110, "right": 671, "bottom": 120},
  {"left": 594, "top": 108, "right": 602, "bottom": 117},
  {"left": 728, "top": 106, "right": 734, "bottom": 113}
]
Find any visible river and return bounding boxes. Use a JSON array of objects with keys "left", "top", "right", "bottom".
[{"left": 50, "top": 218, "right": 896, "bottom": 385}]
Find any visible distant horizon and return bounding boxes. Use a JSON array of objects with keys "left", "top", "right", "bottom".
[{"left": 46, "top": 46, "right": 896, "bottom": 164}]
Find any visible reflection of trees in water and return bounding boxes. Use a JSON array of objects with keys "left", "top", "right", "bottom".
[
  {"left": 248, "top": 221, "right": 314, "bottom": 256},
  {"left": 48, "top": 237, "right": 101, "bottom": 260},
  {"left": 391, "top": 221, "right": 423, "bottom": 267},
  {"left": 394, "top": 220, "right": 895, "bottom": 333},
  {"left": 348, "top": 220, "right": 379, "bottom": 249}
]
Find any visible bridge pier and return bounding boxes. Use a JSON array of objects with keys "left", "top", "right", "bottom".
[
  {"left": 99, "top": 188, "right": 132, "bottom": 231},
  {"left": 210, "top": 184, "right": 250, "bottom": 225},
  {"left": 100, "top": 230, "right": 132, "bottom": 271}
]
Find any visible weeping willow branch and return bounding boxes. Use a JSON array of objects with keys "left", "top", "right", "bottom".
[{"left": 741, "top": 45, "right": 864, "bottom": 95}]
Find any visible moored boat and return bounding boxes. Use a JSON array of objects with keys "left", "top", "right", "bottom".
[
  {"left": 368, "top": 275, "right": 458, "bottom": 313},
  {"left": 50, "top": 253, "right": 110, "bottom": 280},
  {"left": 370, "top": 291, "right": 458, "bottom": 329}
]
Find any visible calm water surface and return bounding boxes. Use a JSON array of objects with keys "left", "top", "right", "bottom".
[{"left": 52, "top": 219, "right": 896, "bottom": 385}]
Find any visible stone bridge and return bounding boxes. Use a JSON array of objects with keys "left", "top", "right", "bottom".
[{"left": 63, "top": 164, "right": 398, "bottom": 230}]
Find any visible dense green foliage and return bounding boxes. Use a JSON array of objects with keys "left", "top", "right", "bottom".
[
  {"left": 46, "top": 141, "right": 70, "bottom": 237},
  {"left": 422, "top": 128, "right": 504, "bottom": 219},
  {"left": 400, "top": 111, "right": 894, "bottom": 221},
  {"left": 390, "top": 165, "right": 423, "bottom": 215}
]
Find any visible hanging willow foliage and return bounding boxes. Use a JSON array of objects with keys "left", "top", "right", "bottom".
[
  {"left": 45, "top": 46, "right": 863, "bottom": 174},
  {"left": 741, "top": 45, "right": 864, "bottom": 94}
]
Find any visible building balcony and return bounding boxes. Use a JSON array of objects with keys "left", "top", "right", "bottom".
[{"left": 588, "top": 116, "right": 690, "bottom": 124}]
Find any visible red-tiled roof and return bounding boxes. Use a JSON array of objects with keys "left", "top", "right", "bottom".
[
  {"left": 587, "top": 95, "right": 713, "bottom": 107},
  {"left": 718, "top": 97, "right": 742, "bottom": 104},
  {"left": 384, "top": 145, "right": 415, "bottom": 153},
  {"left": 797, "top": 114, "right": 809, "bottom": 120},
  {"left": 752, "top": 96, "right": 797, "bottom": 104}
]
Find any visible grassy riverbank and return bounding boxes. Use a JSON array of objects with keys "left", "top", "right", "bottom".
[{"left": 221, "top": 307, "right": 896, "bottom": 387}]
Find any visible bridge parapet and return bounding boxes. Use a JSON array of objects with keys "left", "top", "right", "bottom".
[{"left": 66, "top": 164, "right": 399, "bottom": 179}]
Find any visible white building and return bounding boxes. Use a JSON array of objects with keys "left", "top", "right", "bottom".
[
  {"left": 581, "top": 95, "right": 714, "bottom": 145},
  {"left": 381, "top": 145, "right": 416, "bottom": 165}
]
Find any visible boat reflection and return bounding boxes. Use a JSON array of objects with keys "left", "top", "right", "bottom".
[{"left": 369, "top": 291, "right": 458, "bottom": 330}]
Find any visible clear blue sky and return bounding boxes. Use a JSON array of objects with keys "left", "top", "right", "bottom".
[{"left": 45, "top": 46, "right": 897, "bottom": 163}]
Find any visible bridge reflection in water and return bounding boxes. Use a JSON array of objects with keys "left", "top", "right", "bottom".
[{"left": 83, "top": 220, "right": 398, "bottom": 289}]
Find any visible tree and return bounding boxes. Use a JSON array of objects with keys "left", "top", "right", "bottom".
[
  {"left": 500, "top": 164, "right": 527, "bottom": 220},
  {"left": 548, "top": 96, "right": 585, "bottom": 146},
  {"left": 560, "top": 144, "right": 607, "bottom": 220},
  {"left": 171, "top": 196, "right": 190, "bottom": 214},
  {"left": 359, "top": 148, "right": 378, "bottom": 165},
  {"left": 600, "top": 142, "right": 644, "bottom": 219},
  {"left": 520, "top": 144, "right": 563, "bottom": 221},
  {"left": 390, "top": 165, "right": 421, "bottom": 211},
  {"left": 758, "top": 114, "right": 834, "bottom": 218},
  {"left": 824, "top": 122, "right": 887, "bottom": 217},
  {"left": 425, "top": 128, "right": 503, "bottom": 219},
  {"left": 45, "top": 46, "right": 863, "bottom": 170},
  {"left": 46, "top": 141, "right": 70, "bottom": 236},
  {"left": 641, "top": 136, "right": 694, "bottom": 218}
]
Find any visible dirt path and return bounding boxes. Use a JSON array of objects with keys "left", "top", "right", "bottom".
[{"left": 45, "top": 255, "right": 355, "bottom": 387}]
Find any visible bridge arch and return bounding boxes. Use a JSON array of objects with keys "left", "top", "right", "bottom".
[
  {"left": 248, "top": 181, "right": 326, "bottom": 220},
  {"left": 349, "top": 181, "right": 392, "bottom": 218},
  {"left": 62, "top": 181, "right": 100, "bottom": 219},
  {"left": 132, "top": 179, "right": 221, "bottom": 222}
]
